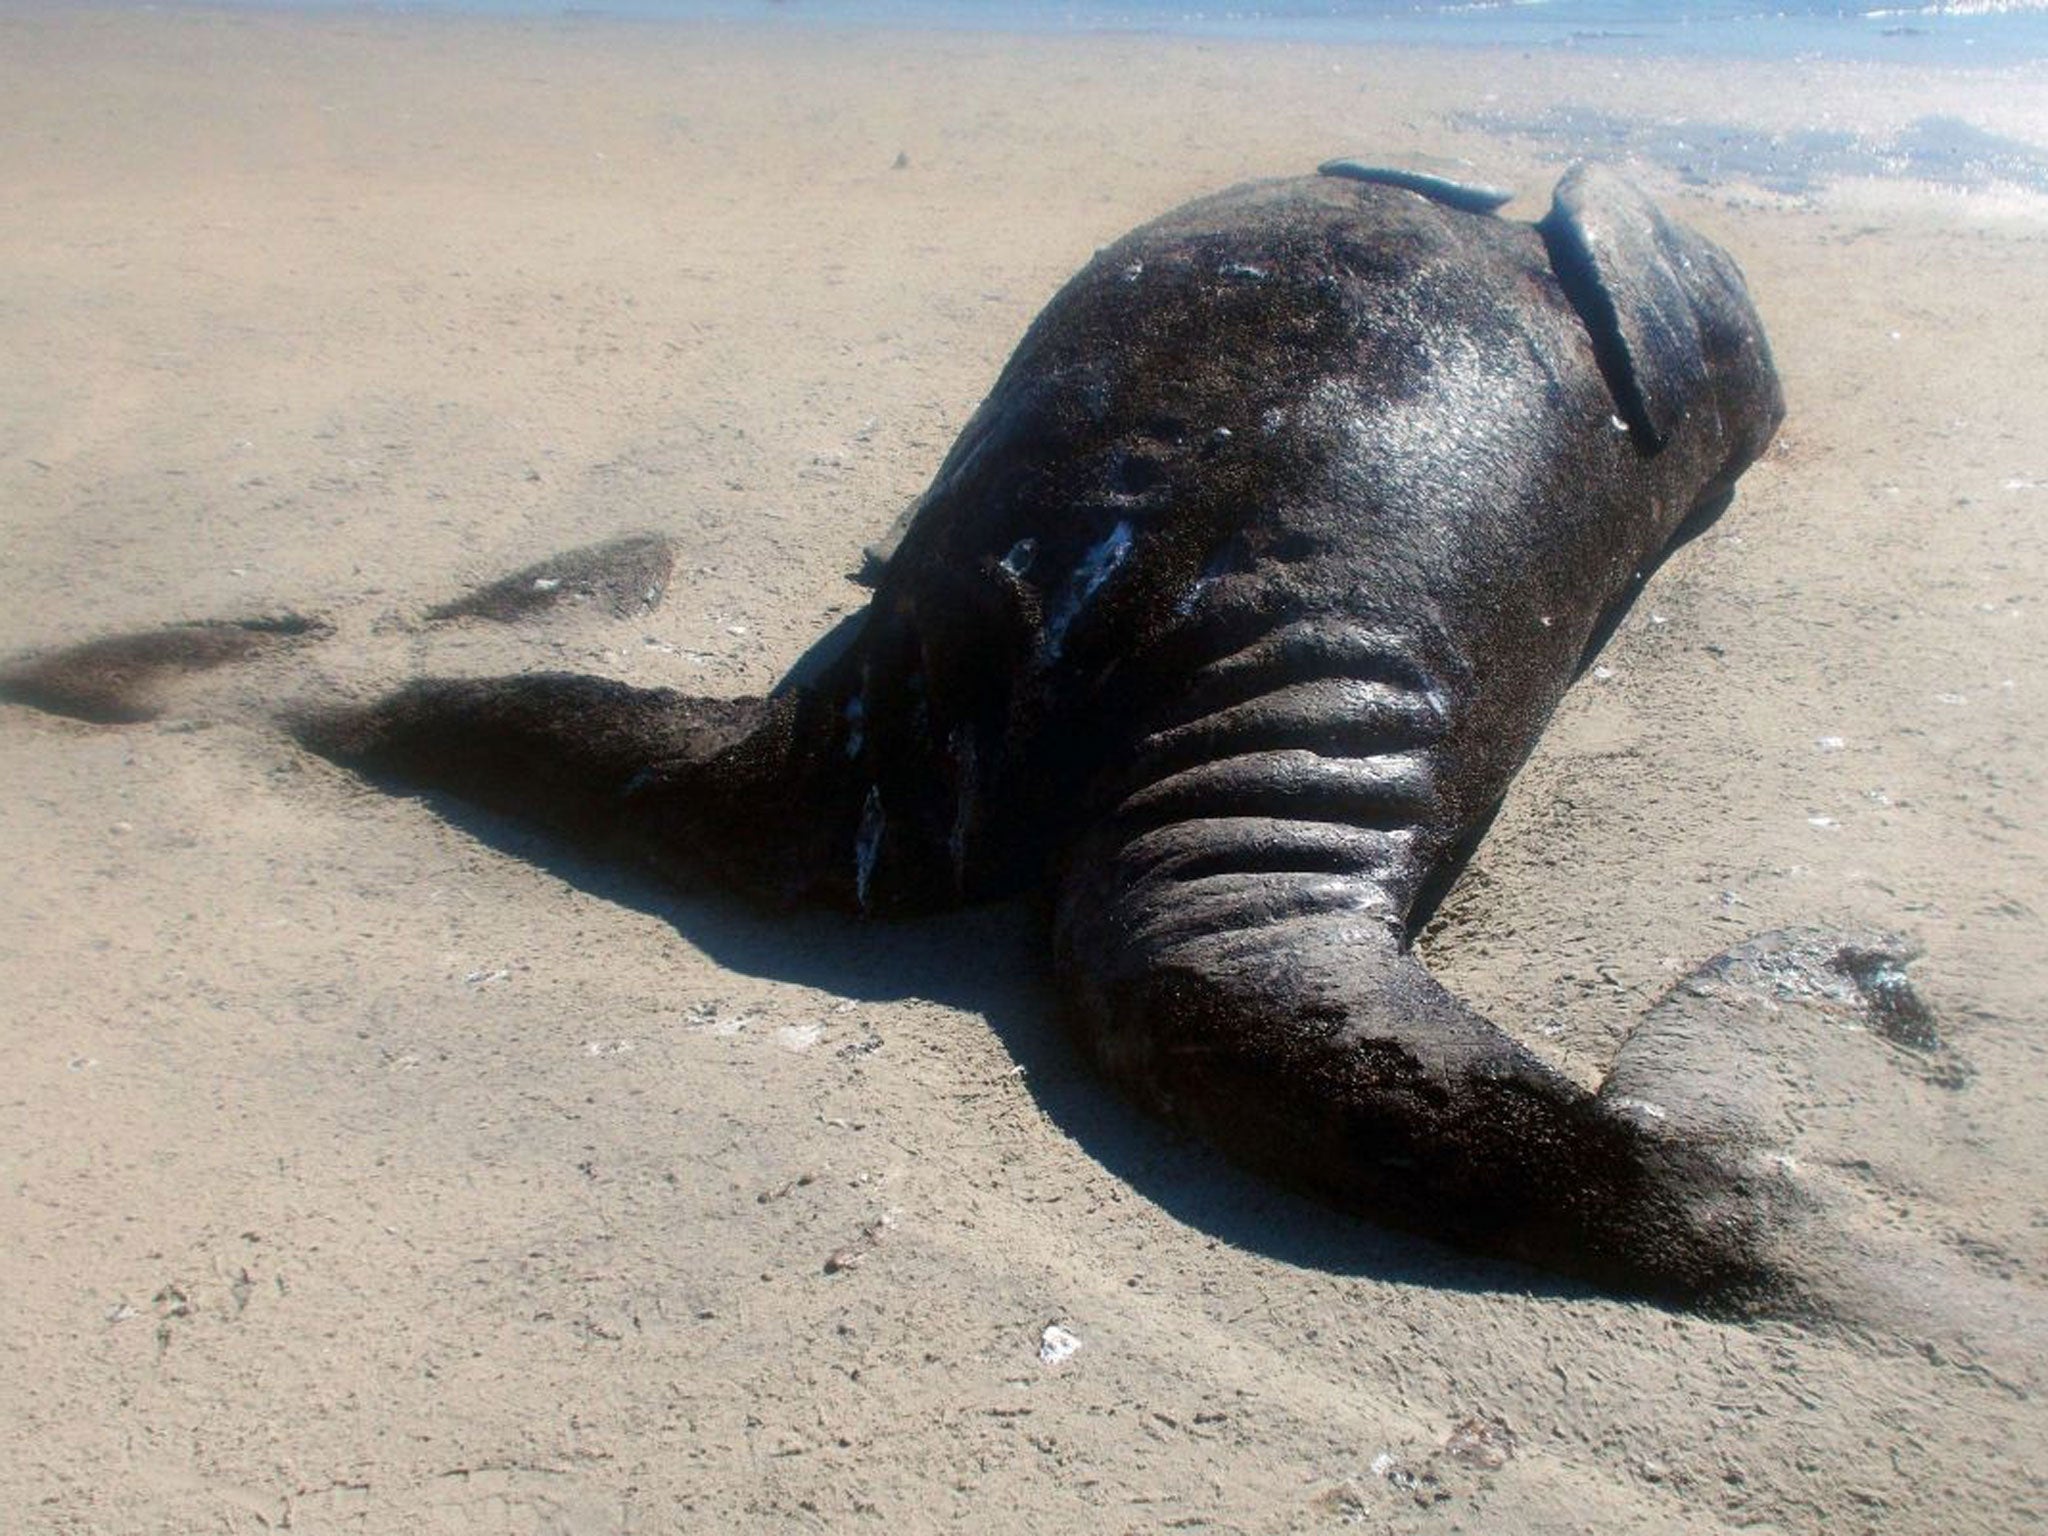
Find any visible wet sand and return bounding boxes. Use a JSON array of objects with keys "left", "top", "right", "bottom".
[{"left": 2, "top": 5, "right": 2045, "bottom": 1530}]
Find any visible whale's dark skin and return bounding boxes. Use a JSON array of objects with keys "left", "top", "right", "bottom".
[
  {"left": 294, "top": 163, "right": 1801, "bottom": 1303},
  {"left": 8, "top": 164, "right": 1886, "bottom": 1308}
]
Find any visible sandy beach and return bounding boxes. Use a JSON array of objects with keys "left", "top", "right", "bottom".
[{"left": 2, "top": 4, "right": 2045, "bottom": 1530}]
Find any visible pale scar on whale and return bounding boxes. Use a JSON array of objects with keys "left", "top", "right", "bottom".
[{"left": 4, "top": 162, "right": 2025, "bottom": 1342}]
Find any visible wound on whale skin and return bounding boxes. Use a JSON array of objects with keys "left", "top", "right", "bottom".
[{"left": 15, "top": 162, "right": 1964, "bottom": 1318}]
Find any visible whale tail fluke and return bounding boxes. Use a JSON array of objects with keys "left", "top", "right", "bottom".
[
  {"left": 288, "top": 671, "right": 747, "bottom": 837},
  {"left": 291, "top": 672, "right": 865, "bottom": 908},
  {"left": 0, "top": 614, "right": 331, "bottom": 725},
  {"left": 418, "top": 532, "right": 674, "bottom": 624},
  {"left": 0, "top": 530, "right": 866, "bottom": 904},
  {"left": 0, "top": 533, "right": 675, "bottom": 728}
]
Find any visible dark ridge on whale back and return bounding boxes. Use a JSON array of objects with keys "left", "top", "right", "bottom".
[{"left": 1316, "top": 160, "right": 1516, "bottom": 214}]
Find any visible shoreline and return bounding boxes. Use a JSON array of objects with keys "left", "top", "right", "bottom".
[
  {"left": 78, "top": 0, "right": 2048, "bottom": 66},
  {"left": 11, "top": 0, "right": 2048, "bottom": 217}
]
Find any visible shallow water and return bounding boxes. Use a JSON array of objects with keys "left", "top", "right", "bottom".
[
  {"left": 195, "top": 0, "right": 2048, "bottom": 200},
  {"left": 1462, "top": 107, "right": 2048, "bottom": 196},
  {"left": 231, "top": 0, "right": 2048, "bottom": 64}
]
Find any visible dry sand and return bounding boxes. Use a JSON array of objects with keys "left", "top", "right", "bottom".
[{"left": 2, "top": 4, "right": 2045, "bottom": 1530}]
